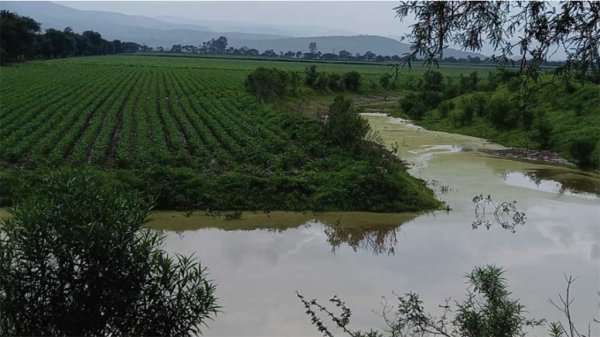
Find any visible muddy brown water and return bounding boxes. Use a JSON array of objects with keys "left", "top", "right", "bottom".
[
  {"left": 3, "top": 114, "right": 597, "bottom": 335},
  {"left": 151, "top": 114, "right": 600, "bottom": 336}
]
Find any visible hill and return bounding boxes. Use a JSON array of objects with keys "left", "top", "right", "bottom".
[
  {"left": 1, "top": 2, "right": 486, "bottom": 59},
  {"left": 232, "top": 35, "right": 487, "bottom": 59}
]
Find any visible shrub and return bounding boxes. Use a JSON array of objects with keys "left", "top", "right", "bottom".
[
  {"left": 314, "top": 72, "right": 329, "bottom": 91},
  {"left": 422, "top": 90, "right": 443, "bottom": 109},
  {"left": 450, "top": 109, "right": 471, "bottom": 127},
  {"left": 438, "top": 100, "right": 455, "bottom": 118},
  {"left": 471, "top": 93, "right": 488, "bottom": 117},
  {"left": 325, "top": 96, "right": 370, "bottom": 150},
  {"left": 487, "top": 96, "right": 519, "bottom": 129},
  {"left": 400, "top": 92, "right": 427, "bottom": 120},
  {"left": 564, "top": 80, "right": 577, "bottom": 94},
  {"left": 532, "top": 119, "right": 553, "bottom": 150},
  {"left": 379, "top": 73, "right": 392, "bottom": 89},
  {"left": 458, "top": 71, "right": 479, "bottom": 92},
  {"left": 305, "top": 65, "right": 318, "bottom": 86},
  {"left": 507, "top": 77, "right": 521, "bottom": 92},
  {"left": 342, "top": 71, "right": 361, "bottom": 92},
  {"left": 245, "top": 67, "right": 289, "bottom": 102},
  {"left": 0, "top": 169, "right": 218, "bottom": 336},
  {"left": 570, "top": 140, "right": 597, "bottom": 167},
  {"left": 460, "top": 97, "right": 475, "bottom": 125},
  {"left": 421, "top": 70, "right": 444, "bottom": 91},
  {"left": 327, "top": 73, "right": 343, "bottom": 91},
  {"left": 299, "top": 265, "right": 545, "bottom": 337},
  {"left": 485, "top": 71, "right": 499, "bottom": 91}
]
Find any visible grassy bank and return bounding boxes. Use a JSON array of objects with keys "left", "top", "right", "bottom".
[{"left": 418, "top": 81, "right": 599, "bottom": 168}]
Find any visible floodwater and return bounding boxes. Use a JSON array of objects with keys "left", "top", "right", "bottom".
[{"left": 155, "top": 114, "right": 599, "bottom": 336}]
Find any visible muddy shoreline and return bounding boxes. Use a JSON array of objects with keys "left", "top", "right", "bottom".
[{"left": 483, "top": 148, "right": 573, "bottom": 166}]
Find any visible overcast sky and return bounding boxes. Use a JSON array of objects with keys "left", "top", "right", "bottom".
[{"left": 57, "top": 1, "right": 411, "bottom": 37}]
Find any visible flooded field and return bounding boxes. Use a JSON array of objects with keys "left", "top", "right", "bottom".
[{"left": 138, "top": 115, "right": 600, "bottom": 335}]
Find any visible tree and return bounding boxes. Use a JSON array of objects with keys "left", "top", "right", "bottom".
[
  {"left": 342, "top": 71, "right": 362, "bottom": 92},
  {"left": 394, "top": 1, "right": 600, "bottom": 80},
  {"left": 421, "top": 70, "right": 444, "bottom": 91},
  {"left": 171, "top": 44, "right": 182, "bottom": 53},
  {"left": 202, "top": 36, "right": 228, "bottom": 54},
  {"left": 305, "top": 65, "right": 319, "bottom": 86},
  {"left": 244, "top": 67, "right": 290, "bottom": 102},
  {"left": 309, "top": 41, "right": 318, "bottom": 54},
  {"left": 212, "top": 36, "right": 228, "bottom": 53},
  {"left": 0, "top": 10, "right": 40, "bottom": 64},
  {"left": 262, "top": 49, "right": 277, "bottom": 57},
  {"left": 338, "top": 50, "right": 352, "bottom": 60},
  {"left": 379, "top": 73, "right": 393, "bottom": 89},
  {"left": 324, "top": 97, "right": 370, "bottom": 150},
  {"left": 0, "top": 170, "right": 218, "bottom": 336}
]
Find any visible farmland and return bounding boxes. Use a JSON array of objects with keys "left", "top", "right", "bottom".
[{"left": 0, "top": 55, "right": 441, "bottom": 211}]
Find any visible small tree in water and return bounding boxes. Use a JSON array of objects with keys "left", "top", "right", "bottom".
[{"left": 0, "top": 169, "right": 218, "bottom": 336}]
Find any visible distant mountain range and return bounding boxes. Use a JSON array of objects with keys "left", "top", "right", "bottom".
[{"left": 1, "top": 1, "right": 486, "bottom": 59}]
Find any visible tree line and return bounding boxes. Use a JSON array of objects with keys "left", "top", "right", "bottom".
[
  {"left": 0, "top": 10, "right": 147, "bottom": 65},
  {"left": 165, "top": 38, "right": 536, "bottom": 65},
  {"left": 244, "top": 65, "right": 362, "bottom": 102}
]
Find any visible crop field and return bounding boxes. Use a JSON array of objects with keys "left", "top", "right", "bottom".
[
  {"left": 0, "top": 55, "right": 442, "bottom": 211},
  {"left": 0, "top": 55, "right": 493, "bottom": 170},
  {"left": 1, "top": 58, "right": 285, "bottom": 169}
]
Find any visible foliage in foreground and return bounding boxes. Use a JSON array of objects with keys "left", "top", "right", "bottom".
[
  {"left": 299, "top": 265, "right": 597, "bottom": 337},
  {"left": 0, "top": 170, "right": 218, "bottom": 336}
]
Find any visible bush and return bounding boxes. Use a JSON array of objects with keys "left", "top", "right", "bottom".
[
  {"left": 564, "top": 80, "right": 577, "bottom": 94},
  {"left": 458, "top": 71, "right": 479, "bottom": 92},
  {"left": 325, "top": 96, "right": 370, "bottom": 150},
  {"left": 400, "top": 92, "right": 427, "bottom": 120},
  {"left": 422, "top": 90, "right": 443, "bottom": 109},
  {"left": 327, "top": 73, "right": 343, "bottom": 91},
  {"left": 300, "top": 265, "right": 545, "bottom": 337},
  {"left": 379, "top": 73, "right": 392, "bottom": 89},
  {"left": 421, "top": 70, "right": 444, "bottom": 91},
  {"left": 438, "top": 100, "right": 455, "bottom": 118},
  {"left": 245, "top": 67, "right": 290, "bottom": 102},
  {"left": 0, "top": 169, "right": 218, "bottom": 336},
  {"left": 450, "top": 109, "right": 470, "bottom": 127},
  {"left": 570, "top": 140, "right": 597, "bottom": 167},
  {"left": 314, "top": 73, "right": 329, "bottom": 91},
  {"left": 460, "top": 97, "right": 475, "bottom": 125},
  {"left": 533, "top": 119, "right": 553, "bottom": 150},
  {"left": 507, "top": 77, "right": 521, "bottom": 92},
  {"left": 487, "top": 96, "right": 519, "bottom": 129},
  {"left": 485, "top": 71, "right": 499, "bottom": 91},
  {"left": 342, "top": 71, "right": 361, "bottom": 92},
  {"left": 471, "top": 93, "right": 488, "bottom": 117},
  {"left": 305, "top": 65, "right": 318, "bottom": 86}
]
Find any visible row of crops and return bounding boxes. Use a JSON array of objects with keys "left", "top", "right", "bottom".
[
  {"left": 0, "top": 61, "right": 317, "bottom": 170},
  {"left": 0, "top": 55, "right": 441, "bottom": 212}
]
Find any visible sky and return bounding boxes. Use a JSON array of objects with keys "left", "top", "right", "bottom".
[{"left": 56, "top": 1, "right": 413, "bottom": 38}]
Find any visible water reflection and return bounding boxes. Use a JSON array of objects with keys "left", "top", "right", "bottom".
[
  {"left": 323, "top": 221, "right": 399, "bottom": 255},
  {"left": 522, "top": 169, "right": 599, "bottom": 197},
  {"left": 496, "top": 168, "right": 600, "bottom": 200},
  {"left": 150, "top": 211, "right": 413, "bottom": 256},
  {"left": 471, "top": 194, "right": 527, "bottom": 233}
]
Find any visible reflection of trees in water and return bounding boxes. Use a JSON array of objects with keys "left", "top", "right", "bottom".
[
  {"left": 324, "top": 222, "right": 399, "bottom": 255},
  {"left": 525, "top": 169, "right": 600, "bottom": 196},
  {"left": 472, "top": 194, "right": 526, "bottom": 233}
]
